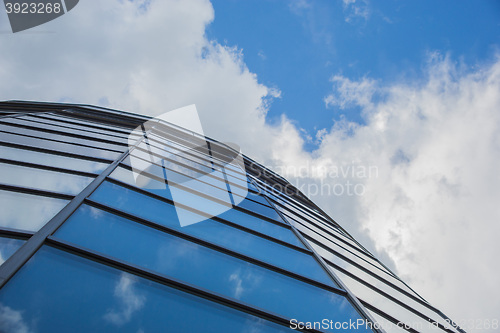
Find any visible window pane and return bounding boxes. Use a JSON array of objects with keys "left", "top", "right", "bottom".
[
  {"left": 90, "top": 181, "right": 335, "bottom": 286},
  {"left": 236, "top": 197, "right": 284, "bottom": 222},
  {"left": 0, "top": 145, "right": 108, "bottom": 174},
  {"left": 0, "top": 122, "right": 126, "bottom": 152},
  {"left": 109, "top": 166, "right": 304, "bottom": 248},
  {"left": 218, "top": 209, "right": 304, "bottom": 248},
  {"left": 55, "top": 205, "right": 368, "bottom": 330},
  {"left": 0, "top": 246, "right": 292, "bottom": 333},
  {"left": 23, "top": 115, "right": 130, "bottom": 143},
  {"left": 0, "top": 131, "right": 120, "bottom": 160},
  {"left": 0, "top": 162, "right": 94, "bottom": 195},
  {"left": 0, "top": 190, "right": 68, "bottom": 231},
  {"left": 125, "top": 150, "right": 252, "bottom": 197},
  {"left": 0, "top": 237, "right": 25, "bottom": 265},
  {"left": 366, "top": 310, "right": 409, "bottom": 333},
  {"left": 331, "top": 267, "right": 453, "bottom": 333},
  {"left": 297, "top": 223, "right": 395, "bottom": 280},
  {"left": 39, "top": 113, "right": 135, "bottom": 135},
  {"left": 282, "top": 207, "right": 373, "bottom": 258},
  {"left": 308, "top": 238, "right": 424, "bottom": 302}
]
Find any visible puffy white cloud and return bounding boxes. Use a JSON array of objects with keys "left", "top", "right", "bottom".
[
  {"left": 104, "top": 273, "right": 146, "bottom": 326},
  {"left": 309, "top": 54, "right": 500, "bottom": 328},
  {"left": 342, "top": 0, "right": 370, "bottom": 23},
  {"left": 0, "top": 304, "right": 30, "bottom": 333}
]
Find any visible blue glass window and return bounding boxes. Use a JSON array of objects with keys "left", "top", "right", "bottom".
[
  {"left": 0, "top": 237, "right": 25, "bottom": 266},
  {"left": 109, "top": 166, "right": 304, "bottom": 248},
  {"left": 236, "top": 197, "right": 284, "bottom": 222},
  {"left": 55, "top": 205, "right": 368, "bottom": 328},
  {"left": 90, "top": 181, "right": 334, "bottom": 285},
  {"left": 0, "top": 246, "right": 292, "bottom": 332}
]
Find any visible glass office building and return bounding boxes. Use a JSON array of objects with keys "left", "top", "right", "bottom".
[{"left": 0, "top": 101, "right": 464, "bottom": 333}]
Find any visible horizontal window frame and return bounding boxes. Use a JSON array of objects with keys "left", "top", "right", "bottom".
[
  {"left": 0, "top": 141, "right": 113, "bottom": 165},
  {"left": 326, "top": 259, "right": 457, "bottom": 333},
  {"left": 16, "top": 115, "right": 131, "bottom": 145},
  {"left": 0, "top": 227, "right": 33, "bottom": 240},
  {"left": 36, "top": 112, "right": 138, "bottom": 136},
  {"left": 0, "top": 183, "right": 74, "bottom": 201},
  {"left": 304, "top": 235, "right": 427, "bottom": 303},
  {"left": 0, "top": 120, "right": 128, "bottom": 151},
  {"left": 0, "top": 157, "right": 100, "bottom": 179},
  {"left": 44, "top": 237, "right": 324, "bottom": 333},
  {"left": 0, "top": 129, "right": 123, "bottom": 159},
  {"left": 277, "top": 201, "right": 373, "bottom": 258},
  {"left": 80, "top": 198, "right": 341, "bottom": 296},
  {"left": 26, "top": 114, "right": 134, "bottom": 140},
  {"left": 104, "top": 177, "right": 308, "bottom": 252},
  {"left": 116, "top": 163, "right": 286, "bottom": 226}
]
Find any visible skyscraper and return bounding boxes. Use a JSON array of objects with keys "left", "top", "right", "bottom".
[{"left": 0, "top": 101, "right": 464, "bottom": 332}]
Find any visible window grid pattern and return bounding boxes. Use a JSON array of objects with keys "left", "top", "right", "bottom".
[{"left": 0, "top": 101, "right": 464, "bottom": 333}]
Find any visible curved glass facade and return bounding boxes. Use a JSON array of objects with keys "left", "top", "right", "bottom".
[{"left": 0, "top": 101, "right": 464, "bottom": 333}]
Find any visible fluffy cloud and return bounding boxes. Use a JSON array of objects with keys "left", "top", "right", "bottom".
[
  {"left": 1, "top": 1, "right": 498, "bottom": 330},
  {"left": 0, "top": 0, "right": 278, "bottom": 161},
  {"left": 302, "top": 54, "right": 500, "bottom": 327}
]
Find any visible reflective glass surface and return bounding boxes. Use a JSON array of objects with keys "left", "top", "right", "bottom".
[
  {"left": 22, "top": 115, "right": 130, "bottom": 143},
  {"left": 277, "top": 202, "right": 361, "bottom": 251},
  {"left": 39, "top": 113, "right": 135, "bottom": 135},
  {"left": 109, "top": 166, "right": 304, "bottom": 248},
  {"left": 0, "top": 145, "right": 108, "bottom": 174},
  {"left": 218, "top": 209, "right": 304, "bottom": 248},
  {"left": 308, "top": 239, "right": 424, "bottom": 302},
  {"left": 292, "top": 217, "right": 394, "bottom": 278},
  {"left": 90, "top": 181, "right": 334, "bottom": 286},
  {"left": 236, "top": 197, "right": 284, "bottom": 222},
  {"left": 0, "top": 237, "right": 25, "bottom": 265},
  {"left": 331, "top": 267, "right": 452, "bottom": 333},
  {"left": 366, "top": 310, "right": 409, "bottom": 333},
  {"left": 0, "top": 190, "right": 68, "bottom": 231},
  {"left": 125, "top": 150, "right": 252, "bottom": 198},
  {"left": 0, "top": 162, "right": 94, "bottom": 195},
  {"left": 285, "top": 209, "right": 376, "bottom": 261},
  {"left": 0, "top": 131, "right": 120, "bottom": 160},
  {"left": 311, "top": 244, "right": 453, "bottom": 331},
  {"left": 0, "top": 246, "right": 292, "bottom": 333},
  {"left": 55, "top": 205, "right": 364, "bottom": 328},
  {"left": 0, "top": 122, "right": 126, "bottom": 152}
]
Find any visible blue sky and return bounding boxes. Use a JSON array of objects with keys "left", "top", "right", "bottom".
[{"left": 208, "top": 0, "right": 500, "bottom": 148}]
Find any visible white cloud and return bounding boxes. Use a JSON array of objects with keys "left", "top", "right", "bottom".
[
  {"left": 104, "top": 273, "right": 146, "bottom": 326},
  {"left": 0, "top": 304, "right": 31, "bottom": 333},
  {"left": 313, "top": 54, "right": 500, "bottom": 328},
  {"left": 324, "top": 75, "right": 377, "bottom": 110},
  {"left": 342, "top": 0, "right": 370, "bottom": 23}
]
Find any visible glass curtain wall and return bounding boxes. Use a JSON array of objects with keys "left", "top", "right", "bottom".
[{"left": 0, "top": 101, "right": 464, "bottom": 333}]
